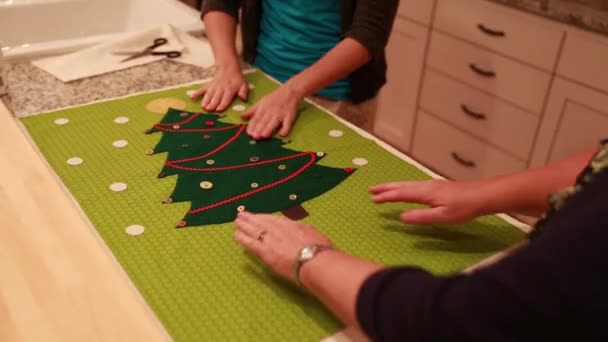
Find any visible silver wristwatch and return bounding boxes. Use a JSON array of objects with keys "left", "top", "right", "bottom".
[{"left": 293, "top": 244, "right": 333, "bottom": 287}]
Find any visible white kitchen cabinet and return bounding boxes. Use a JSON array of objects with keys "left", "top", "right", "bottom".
[
  {"left": 558, "top": 29, "right": 608, "bottom": 94},
  {"left": 412, "top": 111, "right": 526, "bottom": 180},
  {"left": 373, "top": 17, "right": 429, "bottom": 153},
  {"left": 397, "top": 0, "right": 435, "bottom": 26},
  {"left": 374, "top": 0, "right": 608, "bottom": 180},
  {"left": 426, "top": 31, "right": 552, "bottom": 114},
  {"left": 433, "top": 0, "right": 564, "bottom": 71},
  {"left": 530, "top": 78, "right": 608, "bottom": 167},
  {"left": 419, "top": 69, "right": 539, "bottom": 160}
]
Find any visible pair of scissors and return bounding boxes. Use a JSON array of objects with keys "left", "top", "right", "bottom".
[{"left": 114, "top": 38, "right": 181, "bottom": 63}]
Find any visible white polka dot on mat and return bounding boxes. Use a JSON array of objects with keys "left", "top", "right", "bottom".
[
  {"left": 232, "top": 104, "right": 246, "bottom": 112},
  {"left": 110, "top": 182, "right": 128, "bottom": 192},
  {"left": 186, "top": 90, "right": 196, "bottom": 97},
  {"left": 114, "top": 117, "right": 129, "bottom": 124},
  {"left": 54, "top": 118, "right": 69, "bottom": 125},
  {"left": 329, "top": 129, "right": 344, "bottom": 138},
  {"left": 353, "top": 158, "right": 368, "bottom": 166},
  {"left": 67, "top": 157, "right": 84, "bottom": 166},
  {"left": 125, "top": 225, "right": 145, "bottom": 236},
  {"left": 248, "top": 83, "right": 255, "bottom": 89},
  {"left": 112, "top": 140, "right": 128, "bottom": 148}
]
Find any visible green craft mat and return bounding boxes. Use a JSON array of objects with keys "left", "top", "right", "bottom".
[{"left": 21, "top": 70, "right": 524, "bottom": 341}]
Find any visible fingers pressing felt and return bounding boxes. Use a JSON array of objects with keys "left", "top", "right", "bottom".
[
  {"left": 279, "top": 114, "right": 294, "bottom": 137},
  {"left": 237, "top": 83, "right": 249, "bottom": 101},
  {"left": 201, "top": 88, "right": 214, "bottom": 109},
  {"left": 233, "top": 231, "right": 263, "bottom": 256},
  {"left": 190, "top": 87, "right": 207, "bottom": 100},
  {"left": 368, "top": 181, "right": 409, "bottom": 194},
  {"left": 206, "top": 90, "right": 223, "bottom": 111},
  {"left": 259, "top": 114, "right": 280, "bottom": 139},
  {"left": 217, "top": 91, "right": 234, "bottom": 112},
  {"left": 234, "top": 215, "right": 264, "bottom": 238}
]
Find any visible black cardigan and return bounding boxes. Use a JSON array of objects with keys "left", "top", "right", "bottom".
[
  {"left": 201, "top": 0, "right": 400, "bottom": 104},
  {"left": 357, "top": 145, "right": 608, "bottom": 341}
]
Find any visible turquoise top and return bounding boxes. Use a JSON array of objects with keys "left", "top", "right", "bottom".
[{"left": 253, "top": 0, "right": 351, "bottom": 101}]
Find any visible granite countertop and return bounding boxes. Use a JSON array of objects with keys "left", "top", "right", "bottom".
[
  {"left": 1, "top": 61, "right": 215, "bottom": 118},
  {"left": 486, "top": 0, "right": 608, "bottom": 36}
]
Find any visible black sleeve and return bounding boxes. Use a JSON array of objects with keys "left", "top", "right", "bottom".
[
  {"left": 201, "top": 0, "right": 240, "bottom": 20},
  {"left": 356, "top": 170, "right": 608, "bottom": 341},
  {"left": 344, "top": 0, "right": 400, "bottom": 57}
]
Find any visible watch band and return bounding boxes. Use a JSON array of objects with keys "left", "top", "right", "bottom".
[{"left": 293, "top": 244, "right": 333, "bottom": 288}]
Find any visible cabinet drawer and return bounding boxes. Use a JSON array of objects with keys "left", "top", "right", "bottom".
[
  {"left": 397, "top": 0, "right": 435, "bottom": 25},
  {"left": 427, "top": 31, "right": 552, "bottom": 114},
  {"left": 434, "top": 0, "right": 563, "bottom": 70},
  {"left": 412, "top": 111, "right": 526, "bottom": 181},
  {"left": 558, "top": 31, "right": 608, "bottom": 93},
  {"left": 420, "top": 70, "right": 538, "bottom": 159},
  {"left": 531, "top": 77, "right": 608, "bottom": 167},
  {"left": 548, "top": 102, "right": 608, "bottom": 163}
]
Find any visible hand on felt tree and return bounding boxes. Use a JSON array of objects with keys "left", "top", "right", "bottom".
[
  {"left": 370, "top": 180, "right": 487, "bottom": 225},
  {"left": 190, "top": 67, "right": 248, "bottom": 112},
  {"left": 234, "top": 211, "right": 332, "bottom": 282},
  {"left": 241, "top": 84, "right": 300, "bottom": 140}
]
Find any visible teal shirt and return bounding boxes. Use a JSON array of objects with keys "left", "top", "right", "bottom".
[{"left": 253, "top": 0, "right": 351, "bottom": 101}]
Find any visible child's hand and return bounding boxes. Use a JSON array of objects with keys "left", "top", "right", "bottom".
[
  {"left": 370, "top": 180, "right": 488, "bottom": 224},
  {"left": 242, "top": 84, "right": 300, "bottom": 139},
  {"left": 190, "top": 67, "right": 248, "bottom": 112}
]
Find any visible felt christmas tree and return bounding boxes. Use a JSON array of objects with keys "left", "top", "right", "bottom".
[{"left": 146, "top": 108, "right": 355, "bottom": 227}]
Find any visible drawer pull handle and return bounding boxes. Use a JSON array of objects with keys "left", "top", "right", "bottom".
[
  {"left": 477, "top": 24, "right": 506, "bottom": 37},
  {"left": 469, "top": 63, "right": 496, "bottom": 78},
  {"left": 461, "top": 104, "right": 487, "bottom": 120},
  {"left": 451, "top": 152, "right": 476, "bottom": 168}
]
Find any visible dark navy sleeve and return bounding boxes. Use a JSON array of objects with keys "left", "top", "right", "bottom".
[{"left": 357, "top": 170, "right": 608, "bottom": 341}]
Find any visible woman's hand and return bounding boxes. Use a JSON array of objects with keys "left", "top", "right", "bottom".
[
  {"left": 233, "top": 211, "right": 332, "bottom": 282},
  {"left": 241, "top": 84, "right": 301, "bottom": 140},
  {"left": 190, "top": 67, "right": 248, "bottom": 112},
  {"left": 370, "top": 180, "right": 488, "bottom": 224}
]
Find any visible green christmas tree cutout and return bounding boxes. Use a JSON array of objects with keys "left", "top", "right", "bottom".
[{"left": 146, "top": 108, "right": 355, "bottom": 227}]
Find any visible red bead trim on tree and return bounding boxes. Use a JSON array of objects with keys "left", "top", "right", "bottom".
[
  {"left": 154, "top": 113, "right": 239, "bottom": 133},
  {"left": 187, "top": 152, "right": 317, "bottom": 215},
  {"left": 165, "top": 125, "right": 246, "bottom": 166},
  {"left": 160, "top": 122, "right": 319, "bottom": 216}
]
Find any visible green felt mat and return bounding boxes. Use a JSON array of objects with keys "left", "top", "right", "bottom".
[{"left": 20, "top": 70, "right": 524, "bottom": 341}]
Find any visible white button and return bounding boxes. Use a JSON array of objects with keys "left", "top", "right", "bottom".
[
  {"left": 110, "top": 182, "right": 128, "bottom": 192},
  {"left": 206, "top": 160, "right": 215, "bottom": 165},
  {"left": 186, "top": 90, "right": 196, "bottom": 97},
  {"left": 200, "top": 181, "right": 213, "bottom": 190},
  {"left": 112, "top": 140, "right": 128, "bottom": 148},
  {"left": 353, "top": 158, "right": 368, "bottom": 166},
  {"left": 114, "top": 117, "right": 129, "bottom": 124},
  {"left": 251, "top": 182, "right": 259, "bottom": 189},
  {"left": 232, "top": 104, "right": 246, "bottom": 112},
  {"left": 67, "top": 157, "right": 84, "bottom": 166},
  {"left": 54, "top": 118, "right": 69, "bottom": 125},
  {"left": 316, "top": 152, "right": 325, "bottom": 157},
  {"left": 125, "top": 225, "right": 145, "bottom": 236},
  {"left": 329, "top": 129, "right": 343, "bottom": 138}
]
